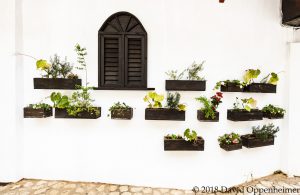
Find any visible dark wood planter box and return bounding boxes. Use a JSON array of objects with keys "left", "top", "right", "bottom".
[
  {"left": 241, "top": 134, "right": 274, "bottom": 148},
  {"left": 55, "top": 107, "right": 101, "bottom": 119},
  {"left": 34, "top": 78, "right": 82, "bottom": 89},
  {"left": 24, "top": 107, "right": 53, "bottom": 118},
  {"left": 227, "top": 109, "right": 263, "bottom": 121},
  {"left": 220, "top": 143, "right": 242, "bottom": 151},
  {"left": 197, "top": 110, "right": 219, "bottom": 122},
  {"left": 164, "top": 137, "right": 205, "bottom": 151},
  {"left": 220, "top": 83, "right": 244, "bottom": 92},
  {"left": 145, "top": 108, "right": 185, "bottom": 121},
  {"left": 165, "top": 80, "right": 206, "bottom": 91},
  {"left": 244, "top": 83, "right": 276, "bottom": 93},
  {"left": 111, "top": 108, "right": 133, "bottom": 120},
  {"left": 263, "top": 112, "right": 284, "bottom": 119}
]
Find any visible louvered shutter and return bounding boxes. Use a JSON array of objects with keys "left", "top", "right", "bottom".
[
  {"left": 100, "top": 35, "right": 124, "bottom": 87},
  {"left": 124, "top": 35, "right": 146, "bottom": 88}
]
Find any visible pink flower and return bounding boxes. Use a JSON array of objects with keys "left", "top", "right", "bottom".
[{"left": 232, "top": 139, "right": 239, "bottom": 144}]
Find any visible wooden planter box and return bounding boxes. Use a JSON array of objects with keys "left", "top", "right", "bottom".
[
  {"left": 227, "top": 109, "right": 263, "bottom": 121},
  {"left": 241, "top": 134, "right": 274, "bottom": 148},
  {"left": 34, "top": 78, "right": 82, "bottom": 89},
  {"left": 164, "top": 137, "right": 205, "bottom": 151},
  {"left": 197, "top": 110, "right": 219, "bottom": 122},
  {"left": 165, "top": 80, "right": 206, "bottom": 91},
  {"left": 220, "top": 83, "right": 244, "bottom": 92},
  {"left": 244, "top": 83, "right": 276, "bottom": 93},
  {"left": 263, "top": 112, "right": 284, "bottom": 119},
  {"left": 145, "top": 108, "right": 185, "bottom": 121},
  {"left": 111, "top": 108, "right": 133, "bottom": 120},
  {"left": 24, "top": 107, "right": 53, "bottom": 118},
  {"left": 220, "top": 143, "right": 242, "bottom": 151},
  {"left": 55, "top": 107, "right": 101, "bottom": 119}
]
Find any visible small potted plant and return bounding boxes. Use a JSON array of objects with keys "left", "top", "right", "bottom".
[
  {"left": 144, "top": 92, "right": 186, "bottom": 121},
  {"left": 241, "top": 124, "right": 279, "bottom": 148},
  {"left": 24, "top": 102, "right": 52, "bottom": 118},
  {"left": 108, "top": 102, "right": 133, "bottom": 120},
  {"left": 165, "top": 61, "right": 206, "bottom": 91},
  {"left": 214, "top": 79, "right": 244, "bottom": 92},
  {"left": 218, "top": 132, "right": 242, "bottom": 151},
  {"left": 262, "top": 104, "right": 285, "bottom": 119},
  {"left": 243, "top": 69, "right": 278, "bottom": 93},
  {"left": 227, "top": 97, "right": 263, "bottom": 121},
  {"left": 195, "top": 92, "right": 223, "bottom": 122},
  {"left": 164, "top": 128, "right": 204, "bottom": 151}
]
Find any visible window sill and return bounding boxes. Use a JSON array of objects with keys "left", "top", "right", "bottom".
[{"left": 94, "top": 87, "right": 155, "bottom": 91}]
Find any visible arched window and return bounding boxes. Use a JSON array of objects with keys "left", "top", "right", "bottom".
[{"left": 98, "top": 12, "right": 148, "bottom": 89}]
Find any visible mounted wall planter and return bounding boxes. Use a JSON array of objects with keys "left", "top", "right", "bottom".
[
  {"left": 164, "top": 137, "right": 205, "bottom": 151},
  {"left": 111, "top": 108, "right": 133, "bottom": 120},
  {"left": 165, "top": 80, "right": 206, "bottom": 91},
  {"left": 197, "top": 110, "right": 219, "bottom": 122},
  {"left": 55, "top": 107, "right": 101, "bottom": 119},
  {"left": 263, "top": 112, "right": 284, "bottom": 119},
  {"left": 219, "top": 143, "right": 242, "bottom": 151},
  {"left": 145, "top": 108, "right": 185, "bottom": 121},
  {"left": 24, "top": 107, "right": 53, "bottom": 118},
  {"left": 34, "top": 78, "right": 82, "bottom": 89},
  {"left": 244, "top": 83, "right": 276, "bottom": 93},
  {"left": 220, "top": 83, "right": 244, "bottom": 92},
  {"left": 241, "top": 134, "right": 274, "bottom": 148},
  {"left": 227, "top": 109, "right": 263, "bottom": 121}
]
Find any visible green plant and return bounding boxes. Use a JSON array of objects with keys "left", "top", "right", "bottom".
[
  {"left": 252, "top": 124, "right": 279, "bottom": 140},
  {"left": 262, "top": 104, "right": 285, "bottom": 116},
  {"left": 243, "top": 69, "right": 261, "bottom": 85},
  {"left": 166, "top": 134, "right": 182, "bottom": 139},
  {"left": 186, "top": 61, "right": 205, "bottom": 80},
  {"left": 143, "top": 92, "right": 164, "bottom": 108},
  {"left": 260, "top": 72, "right": 280, "bottom": 85},
  {"left": 29, "top": 103, "right": 52, "bottom": 110},
  {"left": 195, "top": 92, "right": 223, "bottom": 119},
  {"left": 165, "top": 70, "right": 185, "bottom": 80},
  {"left": 218, "top": 132, "right": 241, "bottom": 145},
  {"left": 165, "top": 92, "right": 186, "bottom": 111},
  {"left": 214, "top": 79, "right": 243, "bottom": 90},
  {"left": 233, "top": 97, "right": 257, "bottom": 112},
  {"left": 75, "top": 44, "right": 88, "bottom": 86},
  {"left": 50, "top": 92, "right": 70, "bottom": 109},
  {"left": 67, "top": 86, "right": 100, "bottom": 117},
  {"left": 183, "top": 128, "right": 198, "bottom": 143},
  {"left": 109, "top": 102, "right": 131, "bottom": 111}
]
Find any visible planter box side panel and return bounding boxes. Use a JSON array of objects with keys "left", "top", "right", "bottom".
[
  {"left": 55, "top": 107, "right": 101, "bottom": 119},
  {"left": 164, "top": 138, "right": 204, "bottom": 151},
  {"left": 263, "top": 112, "right": 284, "bottom": 119},
  {"left": 197, "top": 110, "right": 219, "bottom": 122},
  {"left": 244, "top": 83, "right": 276, "bottom": 93},
  {"left": 165, "top": 80, "right": 206, "bottom": 91},
  {"left": 227, "top": 110, "right": 263, "bottom": 121},
  {"left": 220, "top": 84, "right": 244, "bottom": 92},
  {"left": 241, "top": 135, "right": 274, "bottom": 148},
  {"left": 220, "top": 143, "right": 242, "bottom": 151},
  {"left": 145, "top": 109, "right": 185, "bottom": 121},
  {"left": 24, "top": 108, "right": 53, "bottom": 118},
  {"left": 34, "top": 78, "right": 82, "bottom": 89},
  {"left": 111, "top": 108, "right": 133, "bottom": 119}
]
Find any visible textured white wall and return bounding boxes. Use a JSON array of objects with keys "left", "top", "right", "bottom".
[{"left": 13, "top": 0, "right": 294, "bottom": 189}]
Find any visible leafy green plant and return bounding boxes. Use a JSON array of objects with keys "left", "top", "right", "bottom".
[
  {"left": 183, "top": 128, "right": 198, "bottom": 143},
  {"left": 29, "top": 103, "right": 52, "bottom": 110},
  {"left": 233, "top": 97, "right": 257, "bottom": 112},
  {"left": 260, "top": 72, "right": 280, "bottom": 85},
  {"left": 195, "top": 92, "right": 223, "bottom": 119},
  {"left": 214, "top": 79, "right": 243, "bottom": 90},
  {"left": 252, "top": 123, "right": 279, "bottom": 140},
  {"left": 165, "top": 61, "right": 205, "bottom": 81},
  {"left": 166, "top": 92, "right": 186, "bottom": 111},
  {"left": 218, "top": 133, "right": 241, "bottom": 145},
  {"left": 50, "top": 92, "right": 70, "bottom": 109},
  {"left": 143, "top": 92, "right": 164, "bottom": 108},
  {"left": 262, "top": 104, "right": 285, "bottom": 116},
  {"left": 166, "top": 134, "right": 182, "bottom": 140},
  {"left": 243, "top": 69, "right": 261, "bottom": 85},
  {"left": 75, "top": 44, "right": 88, "bottom": 86},
  {"left": 109, "top": 102, "right": 131, "bottom": 111}
]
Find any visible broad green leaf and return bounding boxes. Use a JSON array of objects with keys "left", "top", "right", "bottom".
[
  {"left": 36, "top": 59, "right": 50, "bottom": 70},
  {"left": 245, "top": 105, "right": 251, "bottom": 112},
  {"left": 177, "top": 104, "right": 186, "bottom": 111},
  {"left": 268, "top": 72, "right": 279, "bottom": 85}
]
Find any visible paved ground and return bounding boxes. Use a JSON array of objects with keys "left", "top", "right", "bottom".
[{"left": 0, "top": 173, "right": 300, "bottom": 195}]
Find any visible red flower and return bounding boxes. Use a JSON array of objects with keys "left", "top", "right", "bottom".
[{"left": 216, "top": 92, "right": 223, "bottom": 98}]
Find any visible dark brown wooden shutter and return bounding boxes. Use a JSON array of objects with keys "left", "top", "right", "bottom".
[
  {"left": 100, "top": 35, "right": 124, "bottom": 87},
  {"left": 125, "top": 35, "right": 146, "bottom": 88}
]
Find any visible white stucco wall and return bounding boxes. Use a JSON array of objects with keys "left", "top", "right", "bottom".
[{"left": 1, "top": 0, "right": 297, "bottom": 189}]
